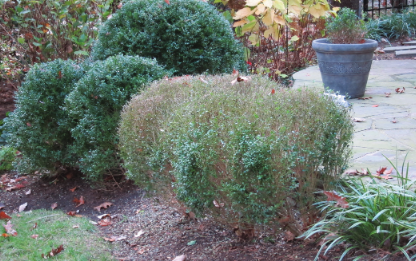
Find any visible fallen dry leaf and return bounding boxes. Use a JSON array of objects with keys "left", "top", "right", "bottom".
[
  {"left": 231, "top": 76, "right": 251, "bottom": 85},
  {"left": 345, "top": 168, "right": 368, "bottom": 176},
  {"left": 376, "top": 167, "right": 388, "bottom": 176},
  {"left": 0, "top": 211, "right": 11, "bottom": 219},
  {"left": 199, "top": 77, "right": 208, "bottom": 84},
  {"left": 25, "top": 189, "right": 31, "bottom": 195},
  {"left": 3, "top": 220, "right": 17, "bottom": 236},
  {"left": 5, "top": 181, "right": 28, "bottom": 191},
  {"left": 69, "top": 187, "right": 77, "bottom": 192},
  {"left": 98, "top": 219, "right": 112, "bottom": 226},
  {"left": 271, "top": 89, "right": 276, "bottom": 95},
  {"left": 67, "top": 211, "right": 77, "bottom": 216},
  {"left": 232, "top": 69, "right": 238, "bottom": 75},
  {"left": 173, "top": 255, "right": 186, "bottom": 261},
  {"left": 357, "top": 96, "right": 372, "bottom": 100},
  {"left": 188, "top": 211, "right": 196, "bottom": 220},
  {"left": 51, "top": 202, "right": 58, "bottom": 210},
  {"left": 381, "top": 174, "right": 393, "bottom": 180},
  {"left": 19, "top": 202, "right": 27, "bottom": 212},
  {"left": 32, "top": 222, "right": 37, "bottom": 230},
  {"left": 353, "top": 118, "right": 366, "bottom": 122},
  {"left": 31, "top": 234, "right": 39, "bottom": 239},
  {"left": 383, "top": 167, "right": 394, "bottom": 175},
  {"left": 134, "top": 230, "right": 144, "bottom": 238},
  {"left": 2, "top": 233, "right": 10, "bottom": 237},
  {"left": 284, "top": 230, "right": 295, "bottom": 242},
  {"left": 72, "top": 225, "right": 79, "bottom": 229},
  {"left": 395, "top": 87, "right": 405, "bottom": 94},
  {"left": 94, "top": 202, "right": 113, "bottom": 212},
  {"left": 104, "top": 235, "right": 126, "bottom": 242},
  {"left": 98, "top": 214, "right": 112, "bottom": 226},
  {"left": 213, "top": 200, "right": 224, "bottom": 208},
  {"left": 323, "top": 191, "right": 349, "bottom": 209},
  {"left": 73, "top": 196, "right": 85, "bottom": 208},
  {"left": 41, "top": 245, "right": 64, "bottom": 258}
]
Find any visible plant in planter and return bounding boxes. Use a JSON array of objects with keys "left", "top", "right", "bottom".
[{"left": 313, "top": 8, "right": 378, "bottom": 98}]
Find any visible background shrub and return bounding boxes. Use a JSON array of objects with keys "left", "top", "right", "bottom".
[
  {"left": 65, "top": 54, "right": 170, "bottom": 180},
  {"left": 91, "top": 0, "right": 246, "bottom": 75},
  {"left": 119, "top": 75, "right": 353, "bottom": 230},
  {"left": 0, "top": 0, "right": 116, "bottom": 64},
  {"left": 365, "top": 10, "right": 416, "bottom": 41},
  {"left": 4, "top": 59, "right": 87, "bottom": 174}
]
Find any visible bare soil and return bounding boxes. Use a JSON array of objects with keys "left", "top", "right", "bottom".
[
  {"left": 0, "top": 171, "right": 408, "bottom": 261},
  {"left": 0, "top": 80, "right": 16, "bottom": 120}
]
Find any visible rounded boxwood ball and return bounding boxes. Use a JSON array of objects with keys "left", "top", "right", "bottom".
[
  {"left": 65, "top": 54, "right": 170, "bottom": 180},
  {"left": 91, "top": 0, "right": 246, "bottom": 75}
]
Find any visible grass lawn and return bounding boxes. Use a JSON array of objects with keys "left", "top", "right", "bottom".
[{"left": 0, "top": 209, "right": 113, "bottom": 260}]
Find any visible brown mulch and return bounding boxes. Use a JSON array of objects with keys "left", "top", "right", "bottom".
[
  {"left": 0, "top": 171, "right": 407, "bottom": 261},
  {"left": 0, "top": 80, "right": 16, "bottom": 120}
]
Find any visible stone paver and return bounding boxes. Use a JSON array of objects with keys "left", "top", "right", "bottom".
[
  {"left": 293, "top": 60, "right": 416, "bottom": 179},
  {"left": 403, "top": 41, "right": 416, "bottom": 45},
  {"left": 383, "top": 46, "right": 416, "bottom": 52},
  {"left": 396, "top": 49, "right": 416, "bottom": 57}
]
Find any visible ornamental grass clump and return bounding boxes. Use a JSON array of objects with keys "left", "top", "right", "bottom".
[
  {"left": 326, "top": 8, "right": 368, "bottom": 44},
  {"left": 301, "top": 157, "right": 416, "bottom": 261},
  {"left": 91, "top": 0, "right": 246, "bottom": 75},
  {"left": 65, "top": 54, "right": 170, "bottom": 180},
  {"left": 119, "top": 74, "right": 353, "bottom": 229}
]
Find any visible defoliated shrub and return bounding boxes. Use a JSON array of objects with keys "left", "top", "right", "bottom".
[
  {"left": 91, "top": 0, "right": 246, "bottom": 75},
  {"left": 4, "top": 59, "right": 87, "bottom": 174},
  {"left": 119, "top": 75, "right": 354, "bottom": 228},
  {"left": 65, "top": 54, "right": 170, "bottom": 180}
]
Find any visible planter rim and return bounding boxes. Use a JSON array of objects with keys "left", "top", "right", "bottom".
[{"left": 312, "top": 38, "right": 378, "bottom": 54}]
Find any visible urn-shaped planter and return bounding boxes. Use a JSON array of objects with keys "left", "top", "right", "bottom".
[{"left": 312, "top": 38, "right": 378, "bottom": 98}]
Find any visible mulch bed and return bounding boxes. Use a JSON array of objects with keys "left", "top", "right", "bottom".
[{"left": 0, "top": 171, "right": 407, "bottom": 261}]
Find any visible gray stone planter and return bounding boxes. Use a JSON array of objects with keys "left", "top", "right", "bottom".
[{"left": 312, "top": 38, "right": 378, "bottom": 98}]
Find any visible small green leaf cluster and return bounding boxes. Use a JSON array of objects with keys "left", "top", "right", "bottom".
[
  {"left": 119, "top": 74, "right": 354, "bottom": 227},
  {"left": 4, "top": 55, "right": 169, "bottom": 179},
  {"left": 0, "top": 146, "right": 17, "bottom": 171},
  {"left": 302, "top": 158, "right": 416, "bottom": 261},
  {"left": 91, "top": 0, "right": 246, "bottom": 75},
  {"left": 326, "top": 8, "right": 368, "bottom": 44}
]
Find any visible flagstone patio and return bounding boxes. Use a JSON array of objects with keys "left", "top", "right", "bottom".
[{"left": 293, "top": 60, "right": 416, "bottom": 178}]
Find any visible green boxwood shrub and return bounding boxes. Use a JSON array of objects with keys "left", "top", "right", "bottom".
[
  {"left": 119, "top": 75, "right": 354, "bottom": 228},
  {"left": 91, "top": 0, "right": 246, "bottom": 75},
  {"left": 4, "top": 59, "right": 87, "bottom": 174},
  {"left": 0, "top": 146, "right": 17, "bottom": 171},
  {"left": 65, "top": 54, "right": 170, "bottom": 180}
]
